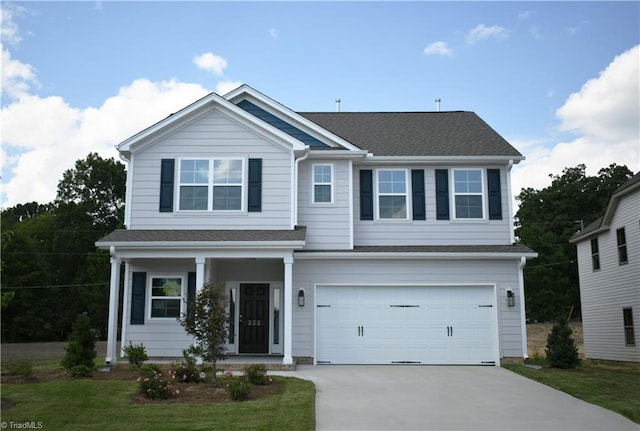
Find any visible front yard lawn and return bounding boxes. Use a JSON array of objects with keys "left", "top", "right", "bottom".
[
  {"left": 1, "top": 375, "right": 315, "bottom": 430},
  {"left": 504, "top": 361, "right": 640, "bottom": 424}
]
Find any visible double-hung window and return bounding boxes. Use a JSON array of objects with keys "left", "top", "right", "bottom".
[
  {"left": 591, "top": 238, "right": 600, "bottom": 271},
  {"left": 179, "top": 158, "right": 244, "bottom": 211},
  {"left": 150, "top": 276, "right": 183, "bottom": 319},
  {"left": 313, "top": 164, "right": 333, "bottom": 203},
  {"left": 453, "top": 169, "right": 483, "bottom": 219},
  {"left": 377, "top": 170, "right": 408, "bottom": 219},
  {"left": 623, "top": 308, "right": 635, "bottom": 346},
  {"left": 617, "top": 227, "right": 628, "bottom": 265}
]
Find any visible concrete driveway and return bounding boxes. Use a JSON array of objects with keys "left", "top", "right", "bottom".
[{"left": 275, "top": 365, "right": 638, "bottom": 431}]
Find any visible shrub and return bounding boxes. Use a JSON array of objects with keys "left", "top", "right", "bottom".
[
  {"left": 244, "top": 364, "right": 269, "bottom": 385},
  {"left": 170, "top": 350, "right": 201, "bottom": 383},
  {"left": 546, "top": 317, "right": 580, "bottom": 369},
  {"left": 4, "top": 360, "right": 34, "bottom": 380},
  {"left": 123, "top": 342, "right": 148, "bottom": 369},
  {"left": 70, "top": 365, "right": 93, "bottom": 378},
  {"left": 62, "top": 314, "right": 96, "bottom": 372},
  {"left": 225, "top": 374, "right": 251, "bottom": 401},
  {"left": 137, "top": 368, "right": 178, "bottom": 400}
]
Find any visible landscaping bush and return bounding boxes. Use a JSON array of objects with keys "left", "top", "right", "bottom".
[
  {"left": 3, "top": 360, "right": 34, "bottom": 380},
  {"left": 170, "top": 349, "right": 201, "bottom": 383},
  {"left": 122, "top": 342, "right": 148, "bottom": 369},
  {"left": 225, "top": 373, "right": 251, "bottom": 401},
  {"left": 69, "top": 365, "right": 93, "bottom": 378},
  {"left": 61, "top": 314, "right": 96, "bottom": 372},
  {"left": 244, "top": 364, "right": 269, "bottom": 385},
  {"left": 546, "top": 317, "right": 580, "bottom": 369},
  {"left": 137, "top": 368, "right": 178, "bottom": 400}
]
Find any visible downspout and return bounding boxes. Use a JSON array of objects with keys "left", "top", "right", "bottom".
[
  {"left": 518, "top": 256, "right": 529, "bottom": 359},
  {"left": 292, "top": 146, "right": 311, "bottom": 228},
  {"left": 506, "top": 159, "right": 515, "bottom": 244}
]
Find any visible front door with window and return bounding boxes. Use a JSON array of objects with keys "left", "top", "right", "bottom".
[{"left": 239, "top": 284, "right": 269, "bottom": 353}]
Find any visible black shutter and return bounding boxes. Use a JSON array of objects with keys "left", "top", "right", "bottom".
[
  {"left": 131, "top": 272, "right": 147, "bottom": 325},
  {"left": 487, "top": 169, "right": 502, "bottom": 220},
  {"left": 360, "top": 170, "right": 374, "bottom": 220},
  {"left": 411, "top": 169, "right": 426, "bottom": 220},
  {"left": 159, "top": 159, "right": 175, "bottom": 212},
  {"left": 435, "top": 169, "right": 450, "bottom": 220},
  {"left": 187, "top": 272, "right": 196, "bottom": 321},
  {"left": 248, "top": 158, "right": 262, "bottom": 212}
]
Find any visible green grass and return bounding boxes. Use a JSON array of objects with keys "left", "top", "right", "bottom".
[
  {"left": 504, "top": 361, "right": 640, "bottom": 424},
  {"left": 1, "top": 376, "right": 315, "bottom": 430}
]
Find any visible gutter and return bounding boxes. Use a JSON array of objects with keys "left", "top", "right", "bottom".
[{"left": 292, "top": 146, "right": 311, "bottom": 227}]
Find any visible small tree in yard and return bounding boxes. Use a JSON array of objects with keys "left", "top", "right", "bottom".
[
  {"left": 179, "top": 282, "right": 229, "bottom": 386},
  {"left": 62, "top": 313, "right": 97, "bottom": 375},
  {"left": 545, "top": 317, "right": 580, "bottom": 369}
]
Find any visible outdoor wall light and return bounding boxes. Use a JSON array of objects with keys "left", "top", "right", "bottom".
[
  {"left": 506, "top": 289, "right": 515, "bottom": 307},
  {"left": 298, "top": 289, "right": 305, "bottom": 307}
]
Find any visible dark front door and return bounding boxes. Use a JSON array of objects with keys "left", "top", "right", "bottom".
[{"left": 239, "top": 284, "right": 269, "bottom": 353}]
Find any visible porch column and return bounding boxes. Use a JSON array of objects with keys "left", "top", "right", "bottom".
[
  {"left": 195, "top": 256, "right": 206, "bottom": 292},
  {"left": 119, "top": 261, "right": 130, "bottom": 357},
  {"left": 283, "top": 255, "right": 294, "bottom": 365},
  {"left": 105, "top": 251, "right": 121, "bottom": 365}
]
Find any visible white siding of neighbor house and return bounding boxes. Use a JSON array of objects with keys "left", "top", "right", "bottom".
[
  {"left": 353, "top": 166, "right": 512, "bottom": 246},
  {"left": 291, "top": 258, "right": 524, "bottom": 360},
  {"left": 297, "top": 159, "right": 352, "bottom": 249},
  {"left": 576, "top": 191, "right": 640, "bottom": 362},
  {"left": 127, "top": 108, "right": 293, "bottom": 230},
  {"left": 124, "top": 259, "right": 195, "bottom": 358}
]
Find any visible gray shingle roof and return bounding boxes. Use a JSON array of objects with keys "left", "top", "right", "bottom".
[
  {"left": 299, "top": 111, "right": 522, "bottom": 157},
  {"left": 97, "top": 227, "right": 306, "bottom": 244}
]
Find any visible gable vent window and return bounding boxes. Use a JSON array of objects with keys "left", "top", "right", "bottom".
[
  {"left": 453, "top": 169, "right": 484, "bottom": 219},
  {"left": 377, "top": 169, "right": 408, "bottom": 219},
  {"left": 178, "top": 158, "right": 244, "bottom": 211},
  {"left": 617, "top": 227, "right": 628, "bottom": 265},
  {"left": 591, "top": 238, "right": 600, "bottom": 271}
]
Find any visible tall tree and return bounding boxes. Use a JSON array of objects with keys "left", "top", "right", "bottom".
[{"left": 515, "top": 163, "right": 633, "bottom": 322}]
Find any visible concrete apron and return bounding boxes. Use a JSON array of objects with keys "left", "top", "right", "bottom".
[{"left": 273, "top": 365, "right": 639, "bottom": 431}]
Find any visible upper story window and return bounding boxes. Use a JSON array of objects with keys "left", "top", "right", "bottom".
[
  {"left": 617, "top": 227, "right": 628, "bottom": 265},
  {"left": 150, "top": 276, "right": 184, "bottom": 319},
  {"left": 179, "top": 158, "right": 244, "bottom": 211},
  {"left": 453, "top": 169, "right": 484, "bottom": 219},
  {"left": 377, "top": 169, "right": 408, "bottom": 219},
  {"left": 313, "top": 164, "right": 333, "bottom": 203},
  {"left": 591, "top": 238, "right": 600, "bottom": 271}
]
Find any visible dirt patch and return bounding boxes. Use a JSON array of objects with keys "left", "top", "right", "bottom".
[{"left": 527, "top": 322, "right": 584, "bottom": 358}]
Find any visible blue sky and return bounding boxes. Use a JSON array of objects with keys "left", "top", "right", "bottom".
[{"left": 2, "top": 1, "right": 639, "bottom": 208}]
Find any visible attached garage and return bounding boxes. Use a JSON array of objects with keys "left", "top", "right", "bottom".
[{"left": 315, "top": 285, "right": 499, "bottom": 365}]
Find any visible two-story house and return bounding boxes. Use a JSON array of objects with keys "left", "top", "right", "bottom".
[
  {"left": 569, "top": 173, "right": 639, "bottom": 363},
  {"left": 97, "top": 85, "right": 536, "bottom": 366}
]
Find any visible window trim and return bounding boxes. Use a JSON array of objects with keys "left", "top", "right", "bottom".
[
  {"left": 177, "top": 157, "right": 245, "bottom": 212},
  {"left": 148, "top": 274, "right": 186, "bottom": 321},
  {"left": 591, "top": 238, "right": 601, "bottom": 272},
  {"left": 452, "top": 168, "right": 485, "bottom": 220},
  {"left": 311, "top": 163, "right": 334, "bottom": 204},
  {"left": 617, "top": 227, "right": 628, "bottom": 265},
  {"left": 375, "top": 168, "right": 410, "bottom": 220},
  {"left": 623, "top": 307, "right": 636, "bottom": 347}
]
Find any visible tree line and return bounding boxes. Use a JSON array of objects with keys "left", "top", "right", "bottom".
[{"left": 0, "top": 153, "right": 633, "bottom": 342}]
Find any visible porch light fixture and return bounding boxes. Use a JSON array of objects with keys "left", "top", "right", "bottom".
[
  {"left": 298, "top": 289, "right": 305, "bottom": 307},
  {"left": 506, "top": 289, "right": 515, "bottom": 307}
]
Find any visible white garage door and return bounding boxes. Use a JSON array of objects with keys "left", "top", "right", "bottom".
[{"left": 315, "top": 285, "right": 498, "bottom": 365}]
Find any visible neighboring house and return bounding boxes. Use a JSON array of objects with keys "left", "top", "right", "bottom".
[
  {"left": 569, "top": 173, "right": 640, "bottom": 363},
  {"left": 97, "top": 85, "right": 537, "bottom": 366}
]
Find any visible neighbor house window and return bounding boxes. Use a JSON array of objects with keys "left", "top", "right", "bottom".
[
  {"left": 150, "top": 277, "right": 183, "bottom": 319},
  {"left": 313, "top": 164, "right": 333, "bottom": 203},
  {"left": 179, "top": 158, "right": 244, "bottom": 211},
  {"left": 623, "top": 308, "right": 636, "bottom": 347},
  {"left": 591, "top": 238, "right": 600, "bottom": 271},
  {"left": 617, "top": 227, "right": 628, "bottom": 265},
  {"left": 377, "top": 169, "right": 408, "bottom": 219},
  {"left": 453, "top": 169, "right": 483, "bottom": 219}
]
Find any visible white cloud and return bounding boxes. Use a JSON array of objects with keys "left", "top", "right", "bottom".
[
  {"left": 424, "top": 41, "right": 453, "bottom": 56},
  {"left": 511, "top": 45, "right": 640, "bottom": 211},
  {"left": 1, "top": 79, "right": 210, "bottom": 207},
  {"left": 0, "top": 4, "right": 24, "bottom": 45},
  {"left": 215, "top": 80, "right": 242, "bottom": 96},
  {"left": 529, "top": 26, "right": 542, "bottom": 39},
  {"left": 1, "top": 46, "right": 38, "bottom": 99},
  {"left": 270, "top": 28, "right": 278, "bottom": 39},
  {"left": 466, "top": 24, "right": 509, "bottom": 44},
  {"left": 193, "top": 52, "right": 228, "bottom": 75}
]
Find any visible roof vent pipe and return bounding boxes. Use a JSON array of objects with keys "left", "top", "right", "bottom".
[
  {"left": 435, "top": 98, "right": 441, "bottom": 112},
  {"left": 335, "top": 98, "right": 341, "bottom": 112}
]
